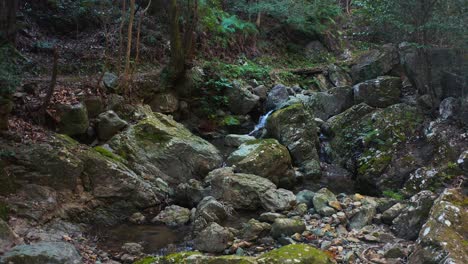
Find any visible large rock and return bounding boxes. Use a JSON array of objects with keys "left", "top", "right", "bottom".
[
  {"left": 400, "top": 45, "right": 467, "bottom": 100},
  {"left": 270, "top": 218, "right": 305, "bottom": 238},
  {"left": 313, "top": 188, "right": 337, "bottom": 216},
  {"left": 266, "top": 103, "right": 320, "bottom": 178},
  {"left": 193, "top": 196, "right": 230, "bottom": 233},
  {"left": 96, "top": 110, "right": 128, "bottom": 141},
  {"left": 353, "top": 76, "right": 402, "bottom": 108},
  {"left": 392, "top": 190, "right": 437, "bottom": 240},
  {"left": 328, "top": 103, "right": 425, "bottom": 195},
  {"left": 409, "top": 188, "right": 468, "bottom": 264},
  {"left": 260, "top": 188, "right": 296, "bottom": 212},
  {"left": 226, "top": 81, "right": 260, "bottom": 115},
  {"left": 2, "top": 134, "right": 170, "bottom": 224},
  {"left": 108, "top": 106, "right": 222, "bottom": 185},
  {"left": 103, "top": 72, "right": 118, "bottom": 92},
  {"left": 439, "top": 97, "right": 461, "bottom": 120},
  {"left": 349, "top": 204, "right": 377, "bottom": 230},
  {"left": 381, "top": 203, "right": 407, "bottom": 225},
  {"left": 302, "top": 86, "right": 354, "bottom": 120},
  {"left": 84, "top": 96, "right": 104, "bottom": 118},
  {"left": 149, "top": 92, "right": 179, "bottom": 114},
  {"left": 193, "top": 223, "right": 233, "bottom": 253},
  {"left": 206, "top": 167, "right": 276, "bottom": 210},
  {"left": 241, "top": 219, "right": 271, "bottom": 241},
  {"left": 0, "top": 242, "right": 82, "bottom": 264},
  {"left": 152, "top": 205, "right": 191, "bottom": 227},
  {"left": 328, "top": 64, "right": 352, "bottom": 87},
  {"left": 295, "top": 190, "right": 315, "bottom": 208},
  {"left": 55, "top": 103, "right": 89, "bottom": 136},
  {"left": 351, "top": 44, "right": 399, "bottom": 83},
  {"left": 226, "top": 139, "right": 295, "bottom": 188},
  {"left": 257, "top": 244, "right": 333, "bottom": 264},
  {"left": 265, "top": 84, "right": 290, "bottom": 110}
]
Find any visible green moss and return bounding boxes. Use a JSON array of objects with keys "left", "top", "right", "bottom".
[
  {"left": 257, "top": 244, "right": 333, "bottom": 264},
  {"left": 221, "top": 115, "right": 241, "bottom": 126},
  {"left": 382, "top": 190, "right": 405, "bottom": 201},
  {"left": 163, "top": 251, "right": 203, "bottom": 263},
  {"left": 208, "top": 256, "right": 257, "bottom": 264},
  {"left": 133, "top": 256, "right": 159, "bottom": 264},
  {"left": 93, "top": 146, "right": 125, "bottom": 163},
  {"left": 55, "top": 134, "right": 79, "bottom": 147}
]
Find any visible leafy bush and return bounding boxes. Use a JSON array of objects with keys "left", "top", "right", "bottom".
[
  {"left": 354, "top": 0, "right": 467, "bottom": 47},
  {"left": 232, "top": 0, "right": 341, "bottom": 34},
  {"left": 199, "top": 0, "right": 258, "bottom": 49}
]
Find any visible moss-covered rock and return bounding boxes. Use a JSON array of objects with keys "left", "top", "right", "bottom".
[
  {"left": 108, "top": 106, "right": 222, "bottom": 185},
  {"left": 353, "top": 76, "right": 401, "bottom": 108},
  {"left": 206, "top": 167, "right": 276, "bottom": 210},
  {"left": 55, "top": 103, "right": 89, "bottom": 136},
  {"left": 226, "top": 139, "right": 295, "bottom": 188},
  {"left": 135, "top": 245, "right": 333, "bottom": 264},
  {"left": 409, "top": 188, "right": 468, "bottom": 264},
  {"left": 266, "top": 103, "right": 320, "bottom": 178},
  {"left": 328, "top": 103, "right": 425, "bottom": 195},
  {"left": 257, "top": 244, "right": 334, "bottom": 264},
  {"left": 1, "top": 134, "right": 170, "bottom": 225},
  {"left": 270, "top": 218, "right": 305, "bottom": 238},
  {"left": 350, "top": 45, "right": 399, "bottom": 84}
]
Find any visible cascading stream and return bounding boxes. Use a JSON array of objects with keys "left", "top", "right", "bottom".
[{"left": 248, "top": 110, "right": 274, "bottom": 136}]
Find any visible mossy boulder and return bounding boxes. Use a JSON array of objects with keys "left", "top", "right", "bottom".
[
  {"left": 108, "top": 107, "right": 222, "bottom": 185},
  {"left": 270, "top": 218, "right": 305, "bottom": 238},
  {"left": 137, "top": 245, "right": 333, "bottom": 264},
  {"left": 391, "top": 190, "right": 436, "bottom": 240},
  {"left": 302, "top": 86, "right": 354, "bottom": 120},
  {"left": 226, "top": 139, "right": 295, "bottom": 188},
  {"left": 1, "top": 134, "right": 169, "bottom": 225},
  {"left": 350, "top": 44, "right": 399, "bottom": 84},
  {"left": 409, "top": 188, "right": 468, "bottom": 264},
  {"left": 134, "top": 253, "right": 257, "bottom": 264},
  {"left": 206, "top": 167, "right": 276, "bottom": 210},
  {"left": 226, "top": 81, "right": 260, "bottom": 115},
  {"left": 266, "top": 103, "right": 320, "bottom": 178},
  {"left": 0, "top": 135, "right": 84, "bottom": 191},
  {"left": 328, "top": 103, "right": 425, "bottom": 195},
  {"left": 257, "top": 244, "right": 334, "bottom": 264},
  {"left": 353, "top": 76, "right": 401, "bottom": 108},
  {"left": 152, "top": 205, "right": 191, "bottom": 227},
  {"left": 55, "top": 103, "right": 89, "bottom": 136},
  {"left": 313, "top": 188, "right": 338, "bottom": 216},
  {"left": 194, "top": 222, "right": 234, "bottom": 253}
]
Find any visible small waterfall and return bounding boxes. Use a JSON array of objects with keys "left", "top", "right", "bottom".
[{"left": 248, "top": 110, "right": 274, "bottom": 136}]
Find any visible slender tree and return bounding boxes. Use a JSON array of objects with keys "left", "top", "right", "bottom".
[{"left": 0, "top": 0, "right": 18, "bottom": 44}]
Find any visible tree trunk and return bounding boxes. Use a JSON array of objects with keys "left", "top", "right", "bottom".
[
  {"left": 123, "top": 0, "right": 136, "bottom": 93},
  {"left": 0, "top": 0, "right": 18, "bottom": 44},
  {"left": 168, "top": 0, "right": 185, "bottom": 82}
]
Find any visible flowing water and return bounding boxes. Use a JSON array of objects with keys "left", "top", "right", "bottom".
[{"left": 249, "top": 110, "right": 274, "bottom": 136}]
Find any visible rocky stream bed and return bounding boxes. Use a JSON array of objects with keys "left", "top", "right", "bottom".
[{"left": 1, "top": 44, "right": 467, "bottom": 264}]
